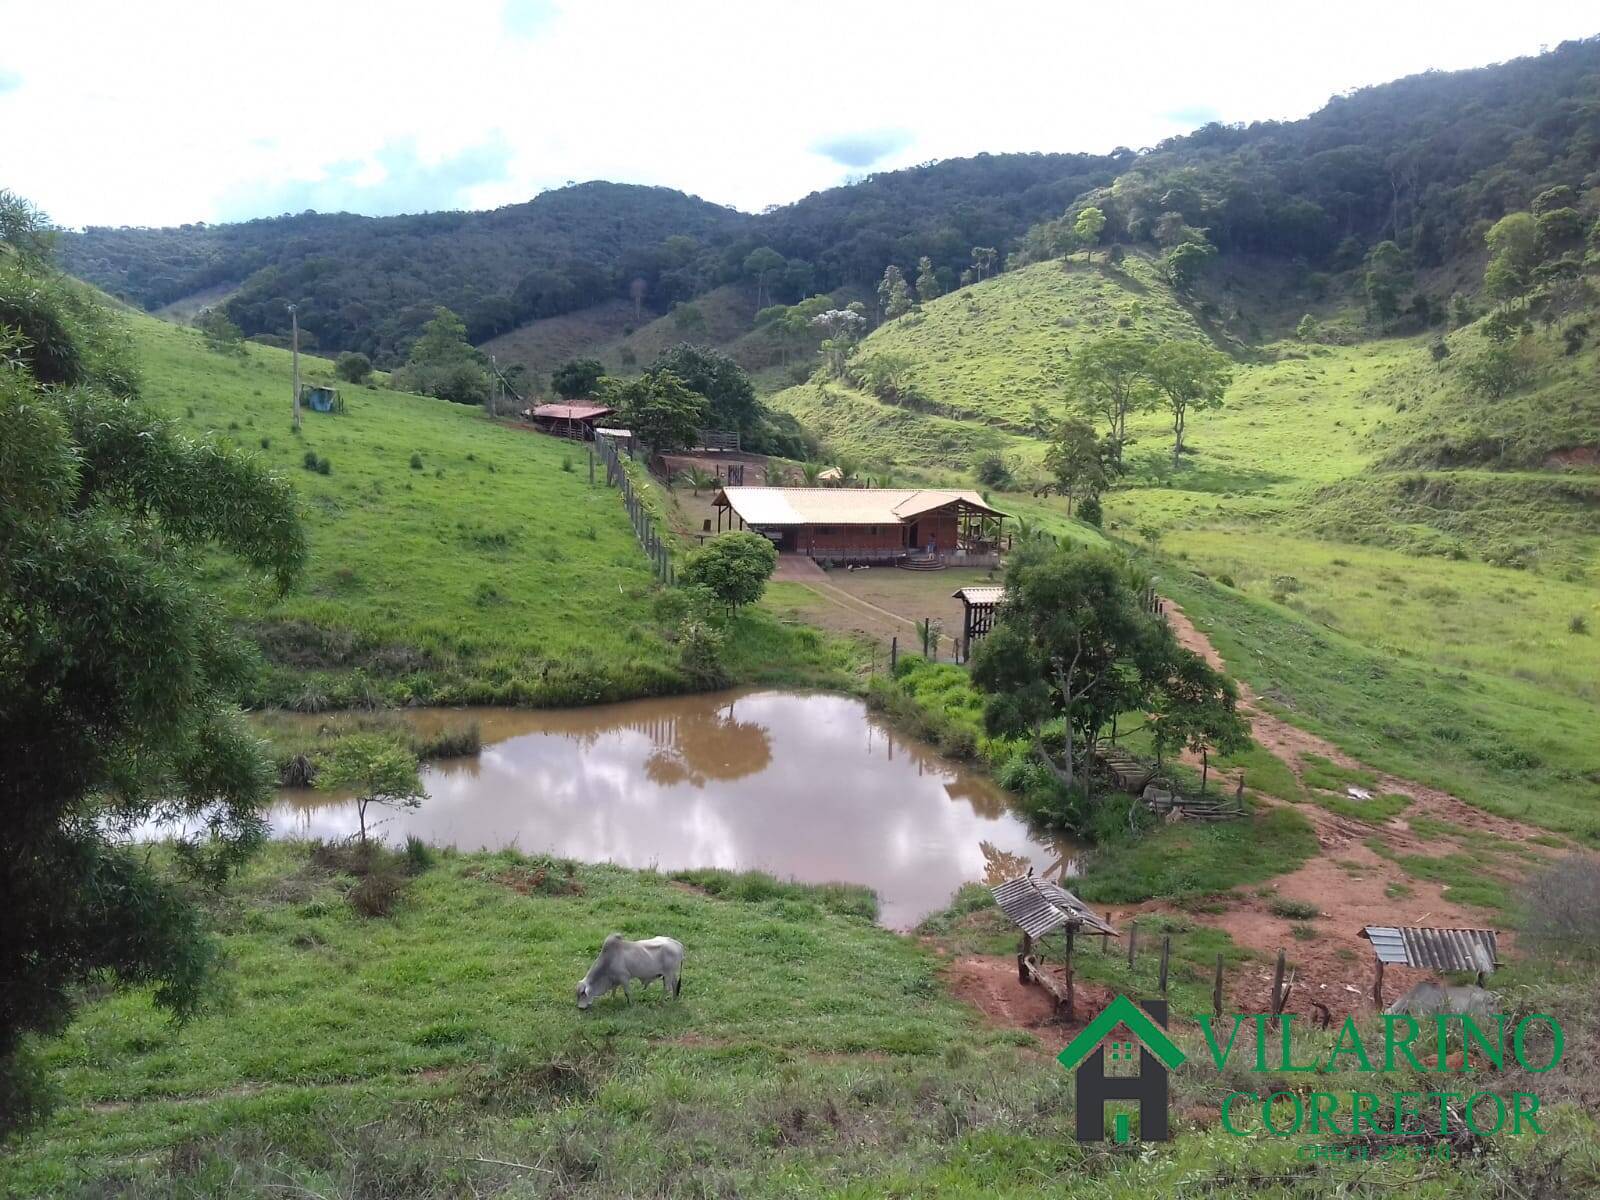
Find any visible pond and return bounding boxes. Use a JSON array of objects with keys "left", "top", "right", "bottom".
[{"left": 264, "top": 691, "right": 1078, "bottom": 928}]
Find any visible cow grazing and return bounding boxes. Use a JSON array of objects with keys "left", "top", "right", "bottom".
[
  {"left": 1386, "top": 981, "right": 1499, "bottom": 1019},
  {"left": 576, "top": 934, "right": 684, "bottom": 1009}
]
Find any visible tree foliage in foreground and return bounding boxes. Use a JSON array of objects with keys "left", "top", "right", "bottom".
[
  {"left": 0, "top": 200, "right": 306, "bottom": 1136},
  {"left": 970, "top": 543, "right": 1245, "bottom": 809}
]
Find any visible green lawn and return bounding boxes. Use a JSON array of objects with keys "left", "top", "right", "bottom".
[{"left": 133, "top": 317, "right": 855, "bottom": 708}]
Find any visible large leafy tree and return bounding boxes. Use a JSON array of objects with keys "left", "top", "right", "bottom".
[
  {"left": 877, "top": 265, "right": 913, "bottom": 320},
  {"left": 1066, "top": 332, "right": 1153, "bottom": 461},
  {"left": 602, "top": 368, "right": 709, "bottom": 452},
  {"left": 1073, "top": 206, "right": 1106, "bottom": 262},
  {"left": 1362, "top": 240, "right": 1410, "bottom": 325},
  {"left": 1484, "top": 212, "right": 1538, "bottom": 308},
  {"left": 1, "top": 205, "right": 305, "bottom": 1135},
  {"left": 1146, "top": 340, "right": 1232, "bottom": 468},
  {"left": 648, "top": 343, "right": 758, "bottom": 434},
  {"left": 970, "top": 544, "right": 1241, "bottom": 804},
  {"left": 743, "top": 246, "right": 786, "bottom": 313},
  {"left": 551, "top": 357, "right": 605, "bottom": 400},
  {"left": 1043, "top": 417, "right": 1115, "bottom": 515}
]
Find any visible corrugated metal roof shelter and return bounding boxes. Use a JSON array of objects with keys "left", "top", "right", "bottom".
[
  {"left": 1360, "top": 926, "right": 1498, "bottom": 972},
  {"left": 990, "top": 874, "right": 1117, "bottom": 1021},
  {"left": 953, "top": 585, "right": 1005, "bottom": 605},
  {"left": 1359, "top": 925, "right": 1499, "bottom": 1007},
  {"left": 991, "top": 875, "right": 1118, "bottom": 939}
]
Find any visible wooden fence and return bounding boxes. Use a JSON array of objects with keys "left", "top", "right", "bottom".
[{"left": 595, "top": 434, "right": 675, "bottom": 585}]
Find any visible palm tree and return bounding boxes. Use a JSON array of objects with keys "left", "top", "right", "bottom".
[
  {"left": 679, "top": 467, "right": 717, "bottom": 496},
  {"left": 801, "top": 463, "right": 823, "bottom": 486}
]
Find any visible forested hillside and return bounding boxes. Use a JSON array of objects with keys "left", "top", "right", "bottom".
[{"left": 55, "top": 37, "right": 1600, "bottom": 373}]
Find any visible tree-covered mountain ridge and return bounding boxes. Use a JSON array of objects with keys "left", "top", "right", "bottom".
[{"left": 54, "top": 35, "right": 1600, "bottom": 366}]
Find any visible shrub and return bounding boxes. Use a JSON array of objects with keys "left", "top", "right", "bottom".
[
  {"left": 409, "top": 452, "right": 423, "bottom": 470},
  {"left": 1077, "top": 493, "right": 1103, "bottom": 527},
  {"left": 973, "top": 452, "right": 1014, "bottom": 490},
  {"left": 334, "top": 351, "right": 372, "bottom": 384},
  {"left": 303, "top": 450, "right": 319, "bottom": 470},
  {"left": 1522, "top": 855, "right": 1600, "bottom": 958},
  {"left": 347, "top": 868, "right": 406, "bottom": 917},
  {"left": 1569, "top": 614, "right": 1590, "bottom": 635},
  {"left": 677, "top": 618, "right": 726, "bottom": 685},
  {"left": 418, "top": 723, "right": 481, "bottom": 758},
  {"left": 259, "top": 436, "right": 271, "bottom": 450},
  {"left": 403, "top": 836, "right": 436, "bottom": 875},
  {"left": 680, "top": 532, "right": 778, "bottom": 610},
  {"left": 315, "top": 456, "right": 331, "bottom": 475},
  {"left": 1268, "top": 897, "right": 1319, "bottom": 920}
]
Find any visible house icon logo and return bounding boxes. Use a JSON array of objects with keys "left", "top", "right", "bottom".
[{"left": 1057, "top": 995, "right": 1185, "bottom": 1143}]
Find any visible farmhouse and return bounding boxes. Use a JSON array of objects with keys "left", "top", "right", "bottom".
[
  {"left": 711, "top": 486, "right": 1007, "bottom": 565},
  {"left": 527, "top": 401, "right": 615, "bottom": 440}
]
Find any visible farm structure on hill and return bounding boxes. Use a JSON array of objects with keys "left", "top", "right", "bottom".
[
  {"left": 526, "top": 401, "right": 615, "bottom": 440},
  {"left": 711, "top": 486, "right": 1007, "bottom": 566}
]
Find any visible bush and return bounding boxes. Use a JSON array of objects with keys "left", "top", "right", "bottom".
[
  {"left": 403, "top": 836, "right": 436, "bottom": 875},
  {"left": 677, "top": 618, "right": 726, "bottom": 685},
  {"left": 303, "top": 450, "right": 319, "bottom": 470},
  {"left": 973, "top": 452, "right": 1015, "bottom": 490},
  {"left": 315, "top": 456, "right": 331, "bottom": 475},
  {"left": 1522, "top": 855, "right": 1600, "bottom": 958},
  {"left": 409, "top": 452, "right": 423, "bottom": 470},
  {"left": 1077, "top": 493, "right": 1102, "bottom": 527},
  {"left": 347, "top": 869, "right": 406, "bottom": 917},
  {"left": 1569, "top": 614, "right": 1590, "bottom": 635},
  {"left": 680, "top": 532, "right": 778, "bottom": 610},
  {"left": 1268, "top": 897, "right": 1320, "bottom": 920},
  {"left": 335, "top": 351, "right": 372, "bottom": 384}
]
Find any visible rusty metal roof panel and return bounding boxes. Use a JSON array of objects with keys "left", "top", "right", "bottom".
[
  {"left": 991, "top": 876, "right": 1118, "bottom": 939},
  {"left": 1361, "top": 926, "right": 1498, "bottom": 973}
]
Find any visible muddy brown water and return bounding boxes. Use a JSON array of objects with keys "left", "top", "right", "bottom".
[{"left": 259, "top": 690, "right": 1077, "bottom": 928}]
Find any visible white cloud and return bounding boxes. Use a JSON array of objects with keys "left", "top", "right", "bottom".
[{"left": 4, "top": 0, "right": 1595, "bottom": 227}]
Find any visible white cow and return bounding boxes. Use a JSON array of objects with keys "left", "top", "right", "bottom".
[
  {"left": 576, "top": 934, "right": 684, "bottom": 1010},
  {"left": 1386, "top": 981, "right": 1499, "bottom": 1019}
]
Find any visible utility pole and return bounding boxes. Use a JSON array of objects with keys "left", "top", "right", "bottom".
[
  {"left": 288, "top": 303, "right": 301, "bottom": 432},
  {"left": 487, "top": 353, "right": 498, "bottom": 419}
]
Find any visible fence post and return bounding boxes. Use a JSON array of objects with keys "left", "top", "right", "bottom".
[
  {"left": 1159, "top": 936, "right": 1171, "bottom": 995},
  {"left": 1213, "top": 954, "right": 1224, "bottom": 1019},
  {"left": 890, "top": 636, "right": 897, "bottom": 670},
  {"left": 1126, "top": 920, "right": 1137, "bottom": 969},
  {"left": 1269, "top": 949, "right": 1286, "bottom": 1029},
  {"left": 588, "top": 447, "right": 595, "bottom": 485}
]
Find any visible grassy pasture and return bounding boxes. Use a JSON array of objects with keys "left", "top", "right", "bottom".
[
  {"left": 134, "top": 316, "right": 852, "bottom": 708},
  {"left": 15, "top": 843, "right": 1594, "bottom": 1197}
]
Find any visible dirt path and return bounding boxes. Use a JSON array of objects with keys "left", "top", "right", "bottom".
[
  {"left": 1136, "top": 602, "right": 1549, "bottom": 991},
  {"left": 1164, "top": 601, "right": 1552, "bottom": 851}
]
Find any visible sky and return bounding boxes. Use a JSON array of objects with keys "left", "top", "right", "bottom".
[{"left": 4, "top": 1, "right": 1596, "bottom": 229}]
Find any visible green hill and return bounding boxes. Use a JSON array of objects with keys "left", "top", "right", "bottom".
[{"left": 126, "top": 311, "right": 849, "bottom": 709}]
